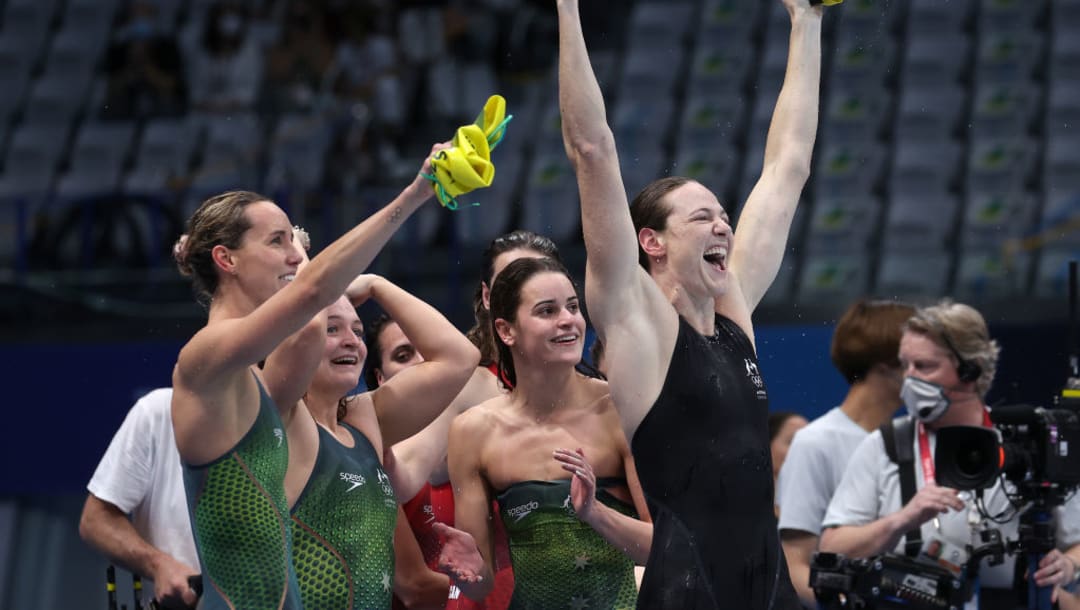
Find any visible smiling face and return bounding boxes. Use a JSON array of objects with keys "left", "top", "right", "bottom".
[
  {"left": 223, "top": 200, "right": 304, "bottom": 305},
  {"left": 311, "top": 296, "right": 367, "bottom": 398},
  {"left": 373, "top": 320, "right": 424, "bottom": 386},
  {"left": 642, "top": 181, "right": 732, "bottom": 300},
  {"left": 496, "top": 271, "right": 586, "bottom": 369}
]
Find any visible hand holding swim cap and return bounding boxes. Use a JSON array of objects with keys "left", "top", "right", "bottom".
[{"left": 422, "top": 94, "right": 513, "bottom": 209}]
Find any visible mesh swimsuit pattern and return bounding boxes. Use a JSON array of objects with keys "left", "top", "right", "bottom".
[
  {"left": 291, "top": 423, "right": 398, "bottom": 610},
  {"left": 182, "top": 375, "right": 302, "bottom": 610},
  {"left": 496, "top": 478, "right": 638, "bottom": 610}
]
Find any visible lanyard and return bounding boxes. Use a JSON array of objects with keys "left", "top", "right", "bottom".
[{"left": 916, "top": 409, "right": 992, "bottom": 486}]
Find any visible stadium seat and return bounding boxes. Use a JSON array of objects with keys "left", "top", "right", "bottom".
[
  {"left": 804, "top": 192, "right": 881, "bottom": 254},
  {"left": 123, "top": 118, "right": 203, "bottom": 194},
  {"left": 678, "top": 90, "right": 745, "bottom": 149},
  {"left": 894, "top": 84, "right": 967, "bottom": 140},
  {"left": 796, "top": 253, "right": 869, "bottom": 303},
  {"left": 54, "top": 121, "right": 137, "bottom": 199},
  {"left": 876, "top": 249, "right": 953, "bottom": 299},
  {"left": 520, "top": 153, "right": 579, "bottom": 242},
  {"left": 961, "top": 188, "right": 1037, "bottom": 250},
  {"left": 965, "top": 137, "right": 1035, "bottom": 195},
  {"left": 953, "top": 249, "right": 1030, "bottom": 300},
  {"left": 264, "top": 114, "right": 331, "bottom": 193},
  {"left": 881, "top": 190, "right": 960, "bottom": 252},
  {"left": 0, "top": 122, "right": 70, "bottom": 198}
]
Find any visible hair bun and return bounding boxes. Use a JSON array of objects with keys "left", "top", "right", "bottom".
[{"left": 173, "top": 234, "right": 191, "bottom": 271}]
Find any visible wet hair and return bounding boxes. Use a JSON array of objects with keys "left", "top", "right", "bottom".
[
  {"left": 362, "top": 313, "right": 396, "bottom": 390},
  {"left": 466, "top": 230, "right": 562, "bottom": 365},
  {"left": 768, "top": 411, "right": 804, "bottom": 443},
  {"left": 337, "top": 395, "right": 354, "bottom": 422},
  {"left": 904, "top": 300, "right": 1001, "bottom": 398},
  {"left": 831, "top": 299, "right": 916, "bottom": 385},
  {"left": 588, "top": 336, "right": 605, "bottom": 372},
  {"left": 489, "top": 256, "right": 576, "bottom": 388},
  {"left": 629, "top": 176, "right": 695, "bottom": 271},
  {"left": 174, "top": 190, "right": 269, "bottom": 305}
]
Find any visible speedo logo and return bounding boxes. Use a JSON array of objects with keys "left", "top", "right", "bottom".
[
  {"left": 506, "top": 501, "right": 539, "bottom": 522},
  {"left": 339, "top": 472, "right": 365, "bottom": 492}
]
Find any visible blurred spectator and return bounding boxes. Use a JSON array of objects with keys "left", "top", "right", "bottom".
[
  {"left": 769, "top": 411, "right": 808, "bottom": 483},
  {"left": 329, "top": 10, "right": 404, "bottom": 131},
  {"left": 186, "top": 0, "right": 264, "bottom": 113},
  {"left": 260, "top": 0, "right": 336, "bottom": 115},
  {"left": 103, "top": 1, "right": 187, "bottom": 120},
  {"left": 777, "top": 299, "right": 913, "bottom": 607}
]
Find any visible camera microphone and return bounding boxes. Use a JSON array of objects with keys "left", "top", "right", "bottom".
[{"left": 988, "top": 404, "right": 1039, "bottom": 426}]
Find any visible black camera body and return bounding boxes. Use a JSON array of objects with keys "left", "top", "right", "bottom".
[
  {"left": 935, "top": 404, "right": 1080, "bottom": 495},
  {"left": 810, "top": 552, "right": 968, "bottom": 610}
]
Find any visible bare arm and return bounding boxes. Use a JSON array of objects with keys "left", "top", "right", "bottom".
[
  {"left": 175, "top": 148, "right": 444, "bottom": 396},
  {"left": 79, "top": 495, "right": 198, "bottom": 607},
  {"left": 557, "top": 0, "right": 675, "bottom": 437},
  {"left": 392, "top": 506, "right": 451, "bottom": 609},
  {"left": 726, "top": 1, "right": 822, "bottom": 312},
  {"left": 780, "top": 530, "right": 818, "bottom": 608},
  {"left": 819, "top": 519, "right": 907, "bottom": 559},
  {"left": 822, "top": 481, "right": 965, "bottom": 559},
  {"left": 556, "top": 0, "right": 638, "bottom": 311},
  {"left": 441, "top": 412, "right": 496, "bottom": 601},
  {"left": 354, "top": 278, "right": 480, "bottom": 447},
  {"left": 260, "top": 313, "right": 326, "bottom": 415},
  {"left": 387, "top": 368, "right": 497, "bottom": 500}
]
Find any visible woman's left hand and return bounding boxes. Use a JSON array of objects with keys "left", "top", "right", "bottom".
[{"left": 554, "top": 447, "right": 597, "bottom": 522}]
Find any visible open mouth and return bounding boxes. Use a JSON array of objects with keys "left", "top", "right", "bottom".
[
  {"left": 551, "top": 334, "right": 579, "bottom": 345},
  {"left": 330, "top": 356, "right": 358, "bottom": 365},
  {"left": 703, "top": 246, "right": 727, "bottom": 271},
  {"left": 280, "top": 274, "right": 296, "bottom": 282}
]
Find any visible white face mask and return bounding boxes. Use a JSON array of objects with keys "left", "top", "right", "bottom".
[{"left": 901, "top": 376, "right": 951, "bottom": 423}]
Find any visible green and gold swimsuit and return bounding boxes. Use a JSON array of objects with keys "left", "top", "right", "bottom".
[{"left": 496, "top": 478, "right": 638, "bottom": 610}]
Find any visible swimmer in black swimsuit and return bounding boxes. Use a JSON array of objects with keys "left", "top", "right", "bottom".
[{"left": 554, "top": 0, "right": 825, "bottom": 607}]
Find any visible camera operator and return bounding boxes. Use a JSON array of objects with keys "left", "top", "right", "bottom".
[
  {"left": 819, "top": 300, "right": 1080, "bottom": 609},
  {"left": 776, "top": 299, "right": 914, "bottom": 607}
]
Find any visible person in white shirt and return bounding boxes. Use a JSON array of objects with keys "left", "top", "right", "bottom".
[
  {"left": 79, "top": 388, "right": 199, "bottom": 609},
  {"left": 820, "top": 300, "right": 1080, "bottom": 610},
  {"left": 776, "top": 299, "right": 914, "bottom": 607}
]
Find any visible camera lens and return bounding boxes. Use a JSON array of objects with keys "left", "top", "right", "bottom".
[{"left": 957, "top": 448, "right": 987, "bottom": 476}]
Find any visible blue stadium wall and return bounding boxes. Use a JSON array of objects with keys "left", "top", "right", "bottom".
[{"left": 1, "top": 321, "right": 1070, "bottom": 495}]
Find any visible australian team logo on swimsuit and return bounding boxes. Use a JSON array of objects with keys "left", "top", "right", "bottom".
[
  {"left": 744, "top": 358, "right": 763, "bottom": 388},
  {"left": 376, "top": 470, "right": 396, "bottom": 506}
]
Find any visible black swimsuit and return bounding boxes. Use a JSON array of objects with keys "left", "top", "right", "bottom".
[{"left": 631, "top": 314, "right": 799, "bottom": 609}]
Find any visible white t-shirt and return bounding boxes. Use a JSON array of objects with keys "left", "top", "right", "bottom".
[
  {"left": 777, "top": 406, "right": 868, "bottom": 536},
  {"left": 87, "top": 388, "right": 200, "bottom": 573},
  {"left": 824, "top": 423, "right": 1080, "bottom": 603}
]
